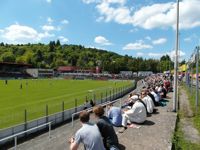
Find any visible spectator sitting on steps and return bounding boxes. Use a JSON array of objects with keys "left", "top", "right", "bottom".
[
  {"left": 140, "top": 90, "right": 154, "bottom": 114},
  {"left": 107, "top": 103, "right": 122, "bottom": 127},
  {"left": 83, "top": 100, "right": 90, "bottom": 110},
  {"left": 89, "top": 99, "right": 95, "bottom": 107},
  {"left": 118, "top": 98, "right": 147, "bottom": 133},
  {"left": 121, "top": 93, "right": 139, "bottom": 109},
  {"left": 93, "top": 105, "right": 120, "bottom": 150},
  {"left": 69, "top": 110, "right": 105, "bottom": 150}
]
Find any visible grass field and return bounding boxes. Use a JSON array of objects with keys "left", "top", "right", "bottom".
[
  {"left": 0, "top": 79, "right": 133, "bottom": 129},
  {"left": 172, "top": 84, "right": 200, "bottom": 150}
]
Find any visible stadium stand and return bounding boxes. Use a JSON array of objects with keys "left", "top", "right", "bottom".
[
  {"left": 0, "top": 62, "right": 32, "bottom": 78},
  {"left": 0, "top": 74, "right": 177, "bottom": 150}
]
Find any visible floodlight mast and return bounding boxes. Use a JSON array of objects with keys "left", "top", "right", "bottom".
[{"left": 173, "top": 0, "right": 179, "bottom": 112}]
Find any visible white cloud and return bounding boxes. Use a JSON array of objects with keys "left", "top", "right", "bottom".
[
  {"left": 106, "top": 0, "right": 126, "bottom": 5},
  {"left": 86, "top": 0, "right": 200, "bottom": 30},
  {"left": 184, "top": 37, "right": 191, "bottom": 42},
  {"left": 131, "top": 2, "right": 175, "bottom": 29},
  {"left": 41, "top": 24, "right": 61, "bottom": 32},
  {"left": 145, "top": 36, "right": 151, "bottom": 40},
  {"left": 82, "top": 0, "right": 98, "bottom": 4},
  {"left": 61, "top": 19, "right": 69, "bottom": 24},
  {"left": 47, "top": 17, "right": 53, "bottom": 24},
  {"left": 85, "top": 45, "right": 104, "bottom": 50},
  {"left": 94, "top": 36, "right": 112, "bottom": 45},
  {"left": 167, "top": 50, "right": 186, "bottom": 61},
  {"left": 148, "top": 53, "right": 163, "bottom": 57},
  {"left": 46, "top": 0, "right": 52, "bottom": 3},
  {"left": 129, "top": 28, "right": 138, "bottom": 33},
  {"left": 42, "top": 25, "right": 55, "bottom": 31},
  {"left": 96, "top": 16, "right": 104, "bottom": 22},
  {"left": 58, "top": 36, "right": 69, "bottom": 43},
  {"left": 96, "top": 1, "right": 132, "bottom": 24},
  {"left": 152, "top": 38, "right": 167, "bottom": 45},
  {"left": 136, "top": 52, "right": 144, "bottom": 57},
  {"left": 0, "top": 24, "right": 54, "bottom": 44},
  {"left": 83, "top": 0, "right": 126, "bottom": 4},
  {"left": 123, "top": 40, "right": 153, "bottom": 50},
  {"left": 184, "top": 34, "right": 198, "bottom": 42},
  {"left": 144, "top": 50, "right": 186, "bottom": 59},
  {"left": 38, "top": 32, "right": 54, "bottom": 39}
]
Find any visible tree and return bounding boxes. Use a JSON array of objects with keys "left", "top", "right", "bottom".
[
  {"left": 49, "top": 41, "right": 55, "bottom": 52},
  {"left": 56, "top": 40, "right": 61, "bottom": 47},
  {"left": 0, "top": 52, "right": 15, "bottom": 62},
  {"left": 0, "top": 42, "right": 4, "bottom": 46},
  {"left": 180, "top": 59, "right": 186, "bottom": 65}
]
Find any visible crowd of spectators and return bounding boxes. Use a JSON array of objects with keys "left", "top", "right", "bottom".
[{"left": 69, "top": 74, "right": 172, "bottom": 150}]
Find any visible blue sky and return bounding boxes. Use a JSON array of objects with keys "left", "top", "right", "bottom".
[{"left": 0, "top": 0, "right": 200, "bottom": 61}]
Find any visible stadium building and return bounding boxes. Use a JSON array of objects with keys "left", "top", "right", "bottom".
[
  {"left": 26, "top": 68, "right": 54, "bottom": 78},
  {"left": 0, "top": 62, "right": 32, "bottom": 78}
]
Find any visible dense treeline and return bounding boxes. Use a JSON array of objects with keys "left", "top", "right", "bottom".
[{"left": 0, "top": 40, "right": 174, "bottom": 73}]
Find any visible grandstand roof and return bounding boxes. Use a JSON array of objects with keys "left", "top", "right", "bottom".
[{"left": 0, "top": 62, "right": 32, "bottom": 67}]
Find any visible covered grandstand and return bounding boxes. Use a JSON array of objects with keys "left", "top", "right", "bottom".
[{"left": 0, "top": 62, "right": 32, "bottom": 78}]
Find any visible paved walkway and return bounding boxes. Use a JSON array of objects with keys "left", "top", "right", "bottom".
[{"left": 6, "top": 87, "right": 177, "bottom": 150}]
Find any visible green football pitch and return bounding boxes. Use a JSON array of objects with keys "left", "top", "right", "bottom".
[{"left": 0, "top": 79, "right": 133, "bottom": 129}]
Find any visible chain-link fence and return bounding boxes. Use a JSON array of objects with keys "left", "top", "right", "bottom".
[{"left": 185, "top": 46, "right": 200, "bottom": 115}]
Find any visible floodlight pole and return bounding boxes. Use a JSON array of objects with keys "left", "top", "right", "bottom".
[{"left": 173, "top": 0, "right": 179, "bottom": 112}]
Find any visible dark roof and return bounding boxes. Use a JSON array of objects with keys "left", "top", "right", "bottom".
[{"left": 0, "top": 62, "right": 32, "bottom": 67}]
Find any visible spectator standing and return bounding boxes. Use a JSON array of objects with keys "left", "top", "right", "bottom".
[{"left": 69, "top": 111, "right": 105, "bottom": 150}]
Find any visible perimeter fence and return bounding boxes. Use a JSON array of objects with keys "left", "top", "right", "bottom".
[{"left": 184, "top": 46, "right": 200, "bottom": 115}]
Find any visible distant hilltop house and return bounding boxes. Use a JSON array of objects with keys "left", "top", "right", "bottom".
[{"left": 0, "top": 62, "right": 32, "bottom": 78}]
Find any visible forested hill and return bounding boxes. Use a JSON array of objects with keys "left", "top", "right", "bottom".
[{"left": 0, "top": 41, "right": 173, "bottom": 73}]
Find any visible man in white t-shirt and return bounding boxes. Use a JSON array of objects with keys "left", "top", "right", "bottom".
[
  {"left": 141, "top": 91, "right": 154, "bottom": 114},
  {"left": 118, "top": 99, "right": 147, "bottom": 133}
]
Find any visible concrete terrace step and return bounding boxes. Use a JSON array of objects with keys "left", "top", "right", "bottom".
[{"left": 6, "top": 90, "right": 177, "bottom": 150}]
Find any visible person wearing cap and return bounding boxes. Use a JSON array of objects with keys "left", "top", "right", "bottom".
[{"left": 121, "top": 93, "right": 139, "bottom": 109}]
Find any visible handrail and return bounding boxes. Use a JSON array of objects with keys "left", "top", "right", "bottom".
[
  {"left": 0, "top": 122, "right": 51, "bottom": 150},
  {"left": 71, "top": 98, "right": 122, "bottom": 127}
]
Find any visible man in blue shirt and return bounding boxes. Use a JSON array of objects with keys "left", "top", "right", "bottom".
[{"left": 107, "top": 104, "right": 122, "bottom": 127}]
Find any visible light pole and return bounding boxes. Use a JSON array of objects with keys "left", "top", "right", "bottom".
[{"left": 173, "top": 0, "right": 179, "bottom": 112}]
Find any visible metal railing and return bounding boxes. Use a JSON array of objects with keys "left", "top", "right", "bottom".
[
  {"left": 0, "top": 122, "right": 51, "bottom": 150},
  {"left": 71, "top": 98, "right": 123, "bottom": 127}
]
